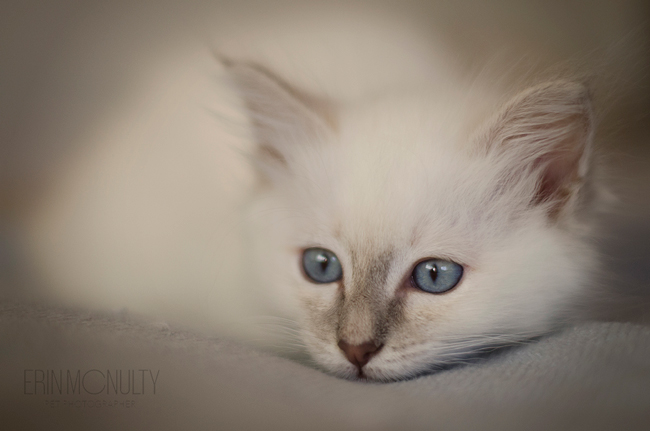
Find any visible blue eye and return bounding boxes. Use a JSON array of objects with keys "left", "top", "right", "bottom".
[
  {"left": 412, "top": 259, "right": 463, "bottom": 294},
  {"left": 302, "top": 248, "right": 343, "bottom": 284}
]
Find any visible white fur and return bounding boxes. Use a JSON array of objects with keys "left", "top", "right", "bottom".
[
  {"left": 21, "top": 15, "right": 601, "bottom": 381},
  {"left": 241, "top": 77, "right": 599, "bottom": 380}
]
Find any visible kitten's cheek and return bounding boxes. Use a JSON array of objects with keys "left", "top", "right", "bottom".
[{"left": 303, "top": 339, "right": 358, "bottom": 377}]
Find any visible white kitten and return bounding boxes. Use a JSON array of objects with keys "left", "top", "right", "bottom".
[
  {"left": 22, "top": 32, "right": 603, "bottom": 381},
  {"left": 228, "top": 62, "right": 601, "bottom": 380}
]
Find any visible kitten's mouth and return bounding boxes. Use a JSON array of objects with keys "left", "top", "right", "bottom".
[
  {"left": 356, "top": 368, "right": 369, "bottom": 380},
  {"left": 350, "top": 365, "right": 382, "bottom": 381}
]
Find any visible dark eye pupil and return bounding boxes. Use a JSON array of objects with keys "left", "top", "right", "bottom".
[
  {"left": 428, "top": 264, "right": 438, "bottom": 282},
  {"left": 317, "top": 254, "right": 329, "bottom": 271}
]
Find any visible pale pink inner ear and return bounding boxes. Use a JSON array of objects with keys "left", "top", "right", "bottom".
[
  {"left": 533, "top": 148, "right": 582, "bottom": 206},
  {"left": 481, "top": 81, "right": 594, "bottom": 217},
  {"left": 532, "top": 114, "right": 591, "bottom": 206},
  {"left": 225, "top": 61, "right": 336, "bottom": 178}
]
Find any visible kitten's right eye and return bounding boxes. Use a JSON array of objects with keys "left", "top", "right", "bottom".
[
  {"left": 412, "top": 259, "right": 463, "bottom": 294},
  {"left": 302, "top": 248, "right": 343, "bottom": 284}
]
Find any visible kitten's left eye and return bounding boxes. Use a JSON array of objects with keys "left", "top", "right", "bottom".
[
  {"left": 412, "top": 259, "right": 463, "bottom": 294},
  {"left": 302, "top": 248, "right": 343, "bottom": 284}
]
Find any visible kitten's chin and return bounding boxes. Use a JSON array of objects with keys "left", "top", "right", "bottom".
[
  {"left": 326, "top": 364, "right": 424, "bottom": 383},
  {"left": 321, "top": 357, "right": 430, "bottom": 382}
]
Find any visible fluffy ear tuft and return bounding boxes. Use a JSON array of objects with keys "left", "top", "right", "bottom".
[
  {"left": 224, "top": 61, "right": 336, "bottom": 179},
  {"left": 477, "top": 80, "right": 594, "bottom": 219}
]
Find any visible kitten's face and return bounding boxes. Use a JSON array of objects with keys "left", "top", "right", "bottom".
[{"left": 233, "top": 64, "right": 596, "bottom": 380}]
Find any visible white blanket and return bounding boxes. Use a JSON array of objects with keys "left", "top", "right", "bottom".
[{"left": 2, "top": 301, "right": 649, "bottom": 430}]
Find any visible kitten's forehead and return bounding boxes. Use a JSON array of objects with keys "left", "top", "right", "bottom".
[
  {"left": 332, "top": 102, "right": 486, "bottom": 237},
  {"left": 284, "top": 93, "right": 514, "bottom": 260}
]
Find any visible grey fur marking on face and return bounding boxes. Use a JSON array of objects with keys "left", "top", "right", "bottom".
[{"left": 336, "top": 249, "right": 403, "bottom": 344}]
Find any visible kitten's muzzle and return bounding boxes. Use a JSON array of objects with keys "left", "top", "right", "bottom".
[{"left": 337, "top": 339, "right": 383, "bottom": 371}]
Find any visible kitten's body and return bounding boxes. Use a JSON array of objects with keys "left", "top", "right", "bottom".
[{"left": 21, "top": 14, "right": 605, "bottom": 381}]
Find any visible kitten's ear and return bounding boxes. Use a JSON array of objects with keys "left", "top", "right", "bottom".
[
  {"left": 224, "top": 60, "right": 336, "bottom": 178},
  {"left": 478, "top": 80, "right": 594, "bottom": 218}
]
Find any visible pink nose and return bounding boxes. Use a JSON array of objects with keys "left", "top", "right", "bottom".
[{"left": 338, "top": 339, "right": 383, "bottom": 369}]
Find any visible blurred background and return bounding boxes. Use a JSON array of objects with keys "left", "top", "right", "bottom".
[{"left": 1, "top": 0, "right": 649, "bottom": 322}]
